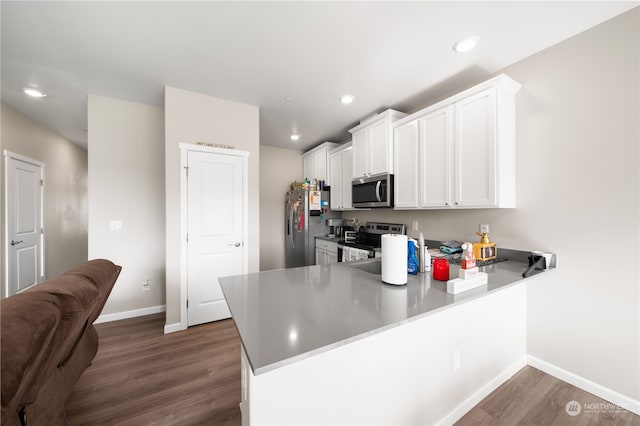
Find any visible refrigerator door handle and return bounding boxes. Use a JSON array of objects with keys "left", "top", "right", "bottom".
[
  {"left": 287, "top": 206, "right": 290, "bottom": 236},
  {"left": 289, "top": 206, "right": 295, "bottom": 249}
]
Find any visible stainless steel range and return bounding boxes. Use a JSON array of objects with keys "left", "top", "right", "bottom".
[{"left": 337, "top": 222, "right": 406, "bottom": 262}]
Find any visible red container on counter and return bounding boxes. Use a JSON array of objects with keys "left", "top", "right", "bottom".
[{"left": 432, "top": 258, "right": 450, "bottom": 281}]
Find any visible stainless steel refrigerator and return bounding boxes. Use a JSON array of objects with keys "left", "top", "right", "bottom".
[{"left": 285, "top": 186, "right": 340, "bottom": 268}]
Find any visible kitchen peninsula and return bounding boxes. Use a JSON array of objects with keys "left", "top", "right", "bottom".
[{"left": 219, "top": 254, "right": 554, "bottom": 425}]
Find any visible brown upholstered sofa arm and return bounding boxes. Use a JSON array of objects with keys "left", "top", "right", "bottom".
[{"left": 1, "top": 259, "right": 121, "bottom": 426}]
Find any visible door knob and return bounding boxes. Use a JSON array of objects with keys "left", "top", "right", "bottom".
[
  {"left": 11, "top": 240, "right": 23, "bottom": 246},
  {"left": 228, "top": 242, "right": 241, "bottom": 247}
]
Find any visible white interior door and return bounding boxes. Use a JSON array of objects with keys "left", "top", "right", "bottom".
[
  {"left": 5, "top": 153, "right": 44, "bottom": 296},
  {"left": 186, "top": 150, "right": 246, "bottom": 326}
]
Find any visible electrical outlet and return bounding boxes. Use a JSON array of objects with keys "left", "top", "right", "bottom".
[
  {"left": 480, "top": 224, "right": 490, "bottom": 234},
  {"left": 453, "top": 350, "right": 461, "bottom": 372},
  {"left": 412, "top": 221, "right": 419, "bottom": 231},
  {"left": 142, "top": 278, "right": 151, "bottom": 291}
]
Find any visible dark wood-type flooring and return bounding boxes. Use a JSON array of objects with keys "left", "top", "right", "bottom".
[
  {"left": 66, "top": 313, "right": 241, "bottom": 425},
  {"left": 66, "top": 313, "right": 639, "bottom": 426},
  {"left": 455, "top": 366, "right": 639, "bottom": 426}
]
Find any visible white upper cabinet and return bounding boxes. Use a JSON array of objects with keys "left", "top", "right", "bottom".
[
  {"left": 302, "top": 142, "right": 338, "bottom": 184},
  {"left": 420, "top": 106, "right": 452, "bottom": 207},
  {"left": 303, "top": 154, "right": 314, "bottom": 180},
  {"left": 351, "top": 129, "right": 368, "bottom": 179},
  {"left": 393, "top": 120, "right": 420, "bottom": 209},
  {"left": 349, "top": 110, "right": 406, "bottom": 179},
  {"left": 454, "top": 88, "right": 497, "bottom": 207},
  {"left": 329, "top": 142, "right": 354, "bottom": 211},
  {"left": 393, "top": 74, "right": 521, "bottom": 210}
]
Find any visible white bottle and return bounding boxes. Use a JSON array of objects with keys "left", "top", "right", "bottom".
[
  {"left": 418, "top": 232, "right": 431, "bottom": 273},
  {"left": 422, "top": 245, "right": 431, "bottom": 272}
]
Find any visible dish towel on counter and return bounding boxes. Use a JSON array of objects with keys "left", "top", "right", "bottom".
[{"left": 342, "top": 247, "right": 370, "bottom": 262}]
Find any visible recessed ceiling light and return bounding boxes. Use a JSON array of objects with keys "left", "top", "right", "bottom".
[
  {"left": 290, "top": 134, "right": 301, "bottom": 141},
  {"left": 340, "top": 94, "right": 355, "bottom": 105},
  {"left": 453, "top": 36, "right": 478, "bottom": 53},
  {"left": 23, "top": 88, "right": 47, "bottom": 98},
  {"left": 284, "top": 96, "right": 294, "bottom": 102}
]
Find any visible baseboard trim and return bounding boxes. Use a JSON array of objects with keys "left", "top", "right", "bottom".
[
  {"left": 527, "top": 355, "right": 640, "bottom": 416},
  {"left": 435, "top": 356, "right": 528, "bottom": 426},
  {"left": 94, "top": 305, "right": 166, "bottom": 324},
  {"left": 163, "top": 322, "right": 184, "bottom": 334}
]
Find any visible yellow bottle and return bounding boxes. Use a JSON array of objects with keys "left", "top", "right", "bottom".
[{"left": 473, "top": 232, "right": 497, "bottom": 261}]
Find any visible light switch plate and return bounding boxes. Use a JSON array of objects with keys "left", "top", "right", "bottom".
[{"left": 109, "top": 220, "right": 123, "bottom": 231}]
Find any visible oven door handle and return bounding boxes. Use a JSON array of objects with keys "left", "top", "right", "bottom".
[{"left": 375, "top": 181, "right": 382, "bottom": 202}]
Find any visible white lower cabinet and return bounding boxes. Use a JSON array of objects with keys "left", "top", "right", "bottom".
[
  {"left": 394, "top": 74, "right": 520, "bottom": 209},
  {"left": 315, "top": 239, "right": 338, "bottom": 265},
  {"left": 329, "top": 142, "right": 353, "bottom": 211}
]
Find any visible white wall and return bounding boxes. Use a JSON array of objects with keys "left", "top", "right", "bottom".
[
  {"left": 259, "top": 145, "right": 302, "bottom": 271},
  {"left": 1, "top": 102, "right": 88, "bottom": 297},
  {"left": 164, "top": 86, "right": 259, "bottom": 328},
  {"left": 345, "top": 9, "right": 639, "bottom": 401},
  {"left": 87, "top": 95, "right": 166, "bottom": 315}
]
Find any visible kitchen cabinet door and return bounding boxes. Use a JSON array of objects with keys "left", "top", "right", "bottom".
[
  {"left": 329, "top": 143, "right": 354, "bottom": 211},
  {"left": 369, "top": 119, "right": 390, "bottom": 176},
  {"left": 420, "top": 106, "right": 453, "bottom": 208},
  {"left": 342, "top": 147, "right": 354, "bottom": 209},
  {"left": 302, "top": 142, "right": 338, "bottom": 183},
  {"left": 350, "top": 110, "right": 406, "bottom": 179},
  {"left": 315, "top": 247, "right": 337, "bottom": 264},
  {"left": 352, "top": 128, "right": 368, "bottom": 179},
  {"left": 454, "top": 88, "right": 497, "bottom": 207},
  {"left": 393, "top": 120, "right": 419, "bottom": 209},
  {"left": 303, "top": 153, "right": 314, "bottom": 180},
  {"left": 314, "top": 150, "right": 328, "bottom": 183},
  {"left": 329, "top": 150, "right": 343, "bottom": 210}
]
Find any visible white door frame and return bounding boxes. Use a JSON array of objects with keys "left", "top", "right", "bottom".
[
  {"left": 3, "top": 150, "right": 46, "bottom": 297},
  {"left": 179, "top": 143, "right": 249, "bottom": 331}
]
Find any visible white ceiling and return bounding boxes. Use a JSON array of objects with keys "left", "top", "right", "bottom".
[{"left": 1, "top": 2, "right": 636, "bottom": 151}]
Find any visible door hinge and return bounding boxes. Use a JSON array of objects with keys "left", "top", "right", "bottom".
[
  {"left": 186, "top": 233, "right": 189, "bottom": 243},
  {"left": 184, "top": 166, "right": 189, "bottom": 178},
  {"left": 187, "top": 300, "right": 189, "bottom": 309},
  {"left": 40, "top": 179, "right": 43, "bottom": 186}
]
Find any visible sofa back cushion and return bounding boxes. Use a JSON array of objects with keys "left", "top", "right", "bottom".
[
  {"left": 1, "top": 292, "right": 61, "bottom": 409},
  {"left": 63, "top": 259, "right": 122, "bottom": 324},
  {"left": 25, "top": 275, "right": 100, "bottom": 369}
]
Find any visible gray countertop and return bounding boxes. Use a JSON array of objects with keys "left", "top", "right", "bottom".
[
  {"left": 220, "top": 257, "right": 547, "bottom": 375},
  {"left": 315, "top": 235, "right": 341, "bottom": 242}
]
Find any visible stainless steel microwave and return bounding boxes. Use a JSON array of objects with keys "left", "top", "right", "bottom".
[{"left": 352, "top": 174, "right": 394, "bottom": 208}]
